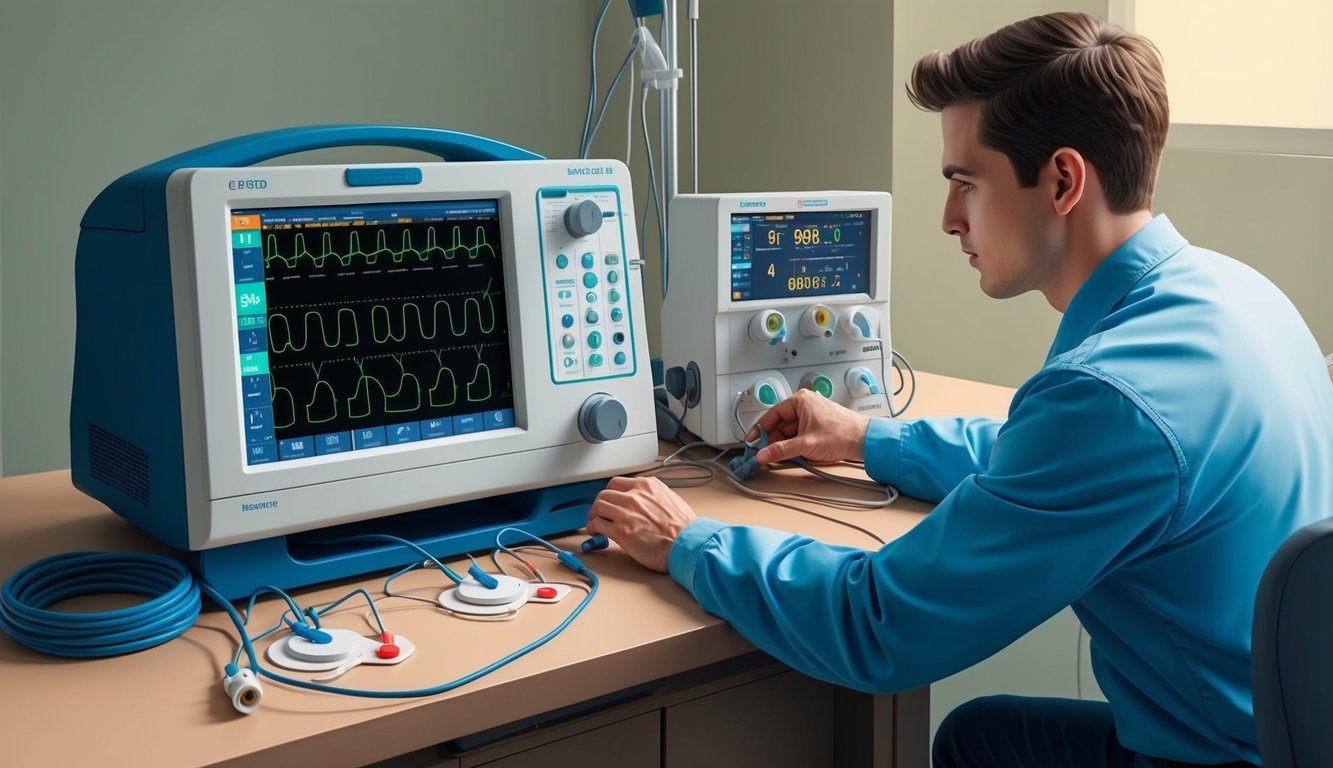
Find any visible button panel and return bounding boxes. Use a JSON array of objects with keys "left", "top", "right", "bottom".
[{"left": 539, "top": 187, "right": 636, "bottom": 382}]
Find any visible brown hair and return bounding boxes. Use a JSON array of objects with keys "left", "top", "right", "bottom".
[{"left": 907, "top": 12, "right": 1168, "bottom": 213}]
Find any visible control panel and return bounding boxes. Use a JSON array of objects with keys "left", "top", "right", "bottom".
[
  {"left": 661, "top": 192, "right": 893, "bottom": 446},
  {"left": 538, "top": 188, "right": 637, "bottom": 382}
]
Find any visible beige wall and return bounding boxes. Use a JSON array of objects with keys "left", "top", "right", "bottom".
[{"left": 0, "top": 0, "right": 594, "bottom": 475}]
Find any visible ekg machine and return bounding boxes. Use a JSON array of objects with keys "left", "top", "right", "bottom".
[
  {"left": 661, "top": 192, "right": 893, "bottom": 446},
  {"left": 70, "top": 126, "right": 656, "bottom": 597}
]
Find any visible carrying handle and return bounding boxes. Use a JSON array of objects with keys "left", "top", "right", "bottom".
[{"left": 156, "top": 124, "right": 543, "bottom": 168}]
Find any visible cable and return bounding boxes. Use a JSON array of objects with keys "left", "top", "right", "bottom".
[
  {"left": 890, "top": 348, "right": 917, "bottom": 417},
  {"left": 579, "top": 0, "right": 614, "bottom": 158},
  {"left": 0, "top": 551, "right": 200, "bottom": 658},
  {"left": 639, "top": 83, "right": 667, "bottom": 298},
  {"left": 583, "top": 43, "right": 637, "bottom": 159}
]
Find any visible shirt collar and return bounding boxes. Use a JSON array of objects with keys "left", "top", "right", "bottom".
[{"left": 1047, "top": 214, "right": 1188, "bottom": 361}]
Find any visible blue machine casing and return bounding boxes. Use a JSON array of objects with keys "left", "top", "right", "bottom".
[{"left": 70, "top": 126, "right": 655, "bottom": 597}]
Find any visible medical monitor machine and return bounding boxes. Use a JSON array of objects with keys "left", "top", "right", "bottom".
[
  {"left": 661, "top": 192, "right": 892, "bottom": 446},
  {"left": 70, "top": 126, "right": 656, "bottom": 597}
]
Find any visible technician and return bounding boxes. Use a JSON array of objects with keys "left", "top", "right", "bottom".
[{"left": 587, "top": 11, "right": 1333, "bottom": 768}]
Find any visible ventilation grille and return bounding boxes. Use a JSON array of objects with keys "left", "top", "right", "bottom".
[{"left": 87, "top": 423, "right": 151, "bottom": 507}]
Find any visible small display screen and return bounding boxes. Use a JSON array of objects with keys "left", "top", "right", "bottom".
[
  {"left": 730, "top": 209, "right": 872, "bottom": 301},
  {"left": 229, "top": 199, "right": 515, "bottom": 466}
]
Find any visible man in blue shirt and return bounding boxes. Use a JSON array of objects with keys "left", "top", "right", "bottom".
[{"left": 587, "top": 12, "right": 1332, "bottom": 767}]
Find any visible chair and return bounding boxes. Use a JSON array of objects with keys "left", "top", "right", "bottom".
[{"left": 1252, "top": 516, "right": 1333, "bottom": 768}]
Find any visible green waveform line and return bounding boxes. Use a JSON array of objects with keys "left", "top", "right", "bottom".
[{"left": 263, "top": 225, "right": 497, "bottom": 269}]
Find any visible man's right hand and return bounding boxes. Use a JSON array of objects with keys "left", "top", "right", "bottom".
[{"left": 750, "top": 389, "right": 872, "bottom": 466}]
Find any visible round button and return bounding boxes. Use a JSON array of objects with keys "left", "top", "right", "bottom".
[
  {"left": 561, "top": 314, "right": 574, "bottom": 328},
  {"left": 535, "top": 586, "right": 558, "bottom": 599},
  {"left": 586, "top": 291, "right": 598, "bottom": 304},
  {"left": 561, "top": 334, "right": 575, "bottom": 349},
  {"left": 614, "top": 351, "right": 626, "bottom": 365},
  {"left": 811, "top": 375, "right": 833, "bottom": 398},
  {"left": 555, "top": 253, "right": 569, "bottom": 269},
  {"left": 588, "top": 353, "right": 604, "bottom": 367},
  {"left": 608, "top": 288, "right": 621, "bottom": 303},
  {"left": 607, "top": 270, "right": 620, "bottom": 284},
  {"left": 581, "top": 252, "right": 595, "bottom": 269},
  {"left": 585, "top": 309, "right": 599, "bottom": 324},
  {"left": 563, "top": 356, "right": 576, "bottom": 368},
  {"left": 613, "top": 331, "right": 625, "bottom": 345},
  {"left": 587, "top": 331, "right": 603, "bottom": 349},
  {"left": 610, "top": 307, "right": 623, "bottom": 322},
  {"left": 583, "top": 272, "right": 598, "bottom": 289},
  {"left": 757, "top": 383, "right": 778, "bottom": 405},
  {"left": 577, "top": 392, "right": 625, "bottom": 443}
]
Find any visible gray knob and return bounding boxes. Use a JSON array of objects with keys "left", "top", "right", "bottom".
[
  {"left": 564, "top": 200, "right": 603, "bottom": 238},
  {"left": 578, "top": 393, "right": 627, "bottom": 443}
]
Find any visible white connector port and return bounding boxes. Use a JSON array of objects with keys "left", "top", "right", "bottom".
[{"left": 223, "top": 667, "right": 263, "bottom": 714}]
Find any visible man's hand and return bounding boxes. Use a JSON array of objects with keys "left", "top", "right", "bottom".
[
  {"left": 751, "top": 388, "right": 871, "bottom": 465},
  {"left": 586, "top": 476, "right": 698, "bottom": 573}
]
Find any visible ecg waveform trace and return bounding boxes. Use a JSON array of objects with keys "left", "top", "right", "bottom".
[
  {"left": 263, "top": 223, "right": 498, "bottom": 270},
  {"left": 259, "top": 214, "right": 513, "bottom": 439}
]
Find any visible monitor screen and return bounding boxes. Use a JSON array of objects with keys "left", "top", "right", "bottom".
[
  {"left": 230, "top": 199, "right": 514, "bottom": 466},
  {"left": 729, "top": 209, "right": 872, "bottom": 302}
]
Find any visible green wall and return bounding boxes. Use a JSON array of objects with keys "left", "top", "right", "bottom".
[{"left": 0, "top": 0, "right": 593, "bottom": 476}]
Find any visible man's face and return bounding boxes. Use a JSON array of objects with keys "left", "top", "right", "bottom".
[{"left": 939, "top": 102, "right": 1061, "bottom": 300}]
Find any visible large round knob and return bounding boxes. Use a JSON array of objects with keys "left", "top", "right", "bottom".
[
  {"left": 564, "top": 200, "right": 604, "bottom": 238},
  {"left": 578, "top": 393, "right": 627, "bottom": 443}
]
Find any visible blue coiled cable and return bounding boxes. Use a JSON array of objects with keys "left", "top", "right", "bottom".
[{"left": 0, "top": 551, "right": 200, "bottom": 657}]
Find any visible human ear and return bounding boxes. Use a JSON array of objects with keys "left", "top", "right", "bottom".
[{"left": 1049, "top": 147, "right": 1086, "bottom": 215}]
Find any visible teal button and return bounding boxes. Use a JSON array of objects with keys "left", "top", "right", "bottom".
[
  {"left": 758, "top": 383, "right": 778, "bottom": 405},
  {"left": 585, "top": 291, "right": 598, "bottom": 304},
  {"left": 589, "top": 353, "right": 604, "bottom": 367},
  {"left": 614, "top": 351, "right": 626, "bottom": 365},
  {"left": 811, "top": 376, "right": 833, "bottom": 398},
  {"left": 608, "top": 288, "right": 621, "bottom": 303},
  {"left": 563, "top": 356, "right": 576, "bottom": 368},
  {"left": 604, "top": 253, "right": 620, "bottom": 265},
  {"left": 587, "top": 331, "right": 603, "bottom": 349},
  {"left": 561, "top": 334, "right": 575, "bottom": 349},
  {"left": 585, "top": 309, "right": 599, "bottom": 324},
  {"left": 607, "top": 270, "right": 619, "bottom": 284},
  {"left": 610, "top": 307, "right": 623, "bottom": 322},
  {"left": 581, "top": 252, "right": 595, "bottom": 269},
  {"left": 561, "top": 314, "right": 574, "bottom": 328},
  {"left": 583, "top": 272, "right": 598, "bottom": 289},
  {"left": 555, "top": 253, "right": 569, "bottom": 269}
]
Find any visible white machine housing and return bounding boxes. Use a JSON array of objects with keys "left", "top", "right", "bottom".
[{"left": 661, "top": 192, "right": 892, "bottom": 446}]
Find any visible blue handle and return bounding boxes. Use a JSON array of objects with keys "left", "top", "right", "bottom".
[
  {"left": 155, "top": 124, "right": 543, "bottom": 168},
  {"left": 82, "top": 124, "right": 543, "bottom": 231}
]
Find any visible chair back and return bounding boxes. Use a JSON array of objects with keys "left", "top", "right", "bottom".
[{"left": 1252, "top": 516, "right": 1333, "bottom": 768}]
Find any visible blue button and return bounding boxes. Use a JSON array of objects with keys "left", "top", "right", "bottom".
[
  {"left": 555, "top": 253, "right": 569, "bottom": 269},
  {"left": 585, "top": 309, "right": 599, "bottom": 324},
  {"left": 589, "top": 353, "right": 604, "bottom": 367},
  {"left": 354, "top": 427, "right": 387, "bottom": 449},
  {"left": 315, "top": 432, "right": 352, "bottom": 455},
  {"left": 423, "top": 418, "right": 454, "bottom": 439},
  {"left": 614, "top": 351, "right": 626, "bottom": 365},
  {"left": 278, "top": 437, "right": 313, "bottom": 460},
  {"left": 387, "top": 422, "right": 420, "bottom": 444},
  {"left": 345, "top": 167, "right": 423, "bottom": 187},
  {"left": 607, "top": 270, "right": 620, "bottom": 284},
  {"left": 244, "top": 407, "right": 273, "bottom": 437},
  {"left": 238, "top": 327, "right": 265, "bottom": 354},
  {"left": 587, "top": 331, "right": 603, "bottom": 349},
  {"left": 581, "top": 252, "right": 595, "bottom": 269},
  {"left": 610, "top": 307, "right": 623, "bottom": 322},
  {"left": 484, "top": 408, "right": 515, "bottom": 430},
  {"left": 246, "top": 442, "right": 278, "bottom": 465},
  {"left": 241, "top": 375, "right": 269, "bottom": 407},
  {"left": 608, "top": 288, "right": 621, "bottom": 303},
  {"left": 561, "top": 314, "right": 574, "bottom": 328},
  {"left": 613, "top": 331, "right": 625, "bottom": 345},
  {"left": 453, "top": 413, "right": 482, "bottom": 435},
  {"left": 583, "top": 272, "right": 598, "bottom": 288}
]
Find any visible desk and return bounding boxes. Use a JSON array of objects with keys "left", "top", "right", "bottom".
[{"left": 0, "top": 372, "right": 1013, "bottom": 768}]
